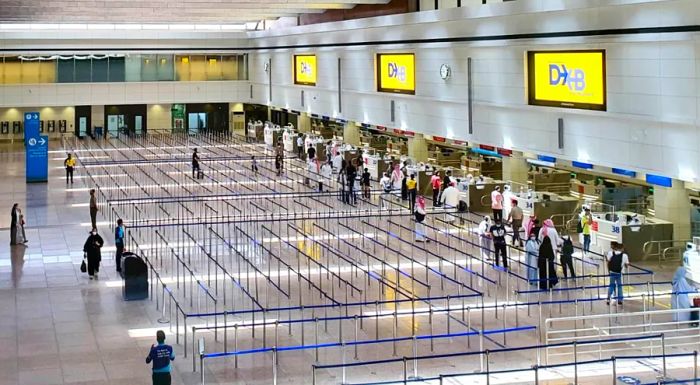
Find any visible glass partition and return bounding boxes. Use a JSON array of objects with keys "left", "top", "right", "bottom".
[{"left": 0, "top": 53, "right": 248, "bottom": 84}]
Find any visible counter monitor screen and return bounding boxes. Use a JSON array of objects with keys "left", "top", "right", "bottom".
[
  {"left": 527, "top": 50, "right": 606, "bottom": 111},
  {"left": 376, "top": 53, "right": 415, "bottom": 95}
]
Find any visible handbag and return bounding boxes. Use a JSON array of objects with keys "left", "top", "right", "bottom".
[{"left": 80, "top": 259, "right": 87, "bottom": 273}]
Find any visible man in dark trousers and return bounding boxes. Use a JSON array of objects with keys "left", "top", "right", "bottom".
[
  {"left": 64, "top": 153, "right": 76, "bottom": 184},
  {"left": 191, "top": 148, "right": 201, "bottom": 179},
  {"left": 489, "top": 219, "right": 508, "bottom": 269},
  {"left": 10, "top": 203, "right": 18, "bottom": 245},
  {"left": 146, "top": 330, "right": 175, "bottom": 385},
  {"left": 115, "top": 219, "right": 125, "bottom": 274},
  {"left": 89, "top": 189, "right": 98, "bottom": 230}
]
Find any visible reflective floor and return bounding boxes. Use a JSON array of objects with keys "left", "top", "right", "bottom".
[{"left": 0, "top": 138, "right": 692, "bottom": 385}]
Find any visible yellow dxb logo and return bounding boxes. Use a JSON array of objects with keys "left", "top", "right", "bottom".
[
  {"left": 528, "top": 50, "right": 606, "bottom": 111},
  {"left": 294, "top": 54, "right": 317, "bottom": 86},
  {"left": 377, "top": 53, "right": 415, "bottom": 94}
]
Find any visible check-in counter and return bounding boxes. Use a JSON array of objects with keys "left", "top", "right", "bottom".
[
  {"left": 282, "top": 128, "right": 297, "bottom": 153},
  {"left": 530, "top": 168, "right": 571, "bottom": 194},
  {"left": 588, "top": 211, "right": 673, "bottom": 261},
  {"left": 511, "top": 191, "right": 579, "bottom": 232},
  {"left": 247, "top": 121, "right": 264, "bottom": 142},
  {"left": 468, "top": 179, "right": 506, "bottom": 213},
  {"left": 264, "top": 123, "right": 284, "bottom": 148}
]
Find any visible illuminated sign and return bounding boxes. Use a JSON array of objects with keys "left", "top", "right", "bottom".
[
  {"left": 527, "top": 50, "right": 606, "bottom": 111},
  {"left": 294, "top": 55, "right": 317, "bottom": 86},
  {"left": 376, "top": 53, "right": 415, "bottom": 95}
]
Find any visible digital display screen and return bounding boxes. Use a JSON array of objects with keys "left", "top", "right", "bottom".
[{"left": 376, "top": 53, "right": 415, "bottom": 95}]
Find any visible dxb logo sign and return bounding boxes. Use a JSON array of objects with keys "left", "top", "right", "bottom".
[
  {"left": 549, "top": 64, "right": 586, "bottom": 92},
  {"left": 300, "top": 62, "right": 313, "bottom": 76},
  {"left": 387, "top": 62, "right": 407, "bottom": 83}
]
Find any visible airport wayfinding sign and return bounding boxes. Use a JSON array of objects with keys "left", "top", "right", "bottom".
[
  {"left": 527, "top": 50, "right": 606, "bottom": 111},
  {"left": 24, "top": 112, "right": 48, "bottom": 183},
  {"left": 294, "top": 54, "right": 317, "bottom": 86},
  {"left": 377, "top": 53, "right": 415, "bottom": 95}
]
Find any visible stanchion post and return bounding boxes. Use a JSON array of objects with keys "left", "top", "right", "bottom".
[
  {"left": 662, "top": 333, "right": 667, "bottom": 378},
  {"left": 611, "top": 356, "right": 616, "bottom": 385}
]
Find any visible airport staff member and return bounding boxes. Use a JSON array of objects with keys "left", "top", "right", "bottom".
[
  {"left": 406, "top": 174, "right": 418, "bottom": 213},
  {"left": 115, "top": 219, "right": 125, "bottom": 274},
  {"left": 64, "top": 153, "right": 76, "bottom": 184},
  {"left": 581, "top": 208, "right": 593, "bottom": 255},
  {"left": 146, "top": 330, "right": 175, "bottom": 385}
]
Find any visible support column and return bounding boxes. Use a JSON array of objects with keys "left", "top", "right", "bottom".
[
  {"left": 502, "top": 152, "right": 529, "bottom": 187},
  {"left": 343, "top": 121, "right": 360, "bottom": 146},
  {"left": 654, "top": 180, "right": 691, "bottom": 241},
  {"left": 297, "top": 113, "right": 311, "bottom": 133},
  {"left": 407, "top": 133, "right": 429, "bottom": 163}
]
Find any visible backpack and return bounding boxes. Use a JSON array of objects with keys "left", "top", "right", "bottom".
[{"left": 576, "top": 218, "right": 583, "bottom": 233}]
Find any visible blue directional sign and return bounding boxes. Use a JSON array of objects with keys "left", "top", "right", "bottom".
[
  {"left": 24, "top": 111, "right": 39, "bottom": 146},
  {"left": 24, "top": 112, "right": 48, "bottom": 183}
]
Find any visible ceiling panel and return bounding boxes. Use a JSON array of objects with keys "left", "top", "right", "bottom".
[{"left": 0, "top": 0, "right": 391, "bottom": 24}]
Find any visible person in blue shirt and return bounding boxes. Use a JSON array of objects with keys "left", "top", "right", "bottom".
[
  {"left": 115, "top": 219, "right": 125, "bottom": 274},
  {"left": 146, "top": 330, "right": 175, "bottom": 385}
]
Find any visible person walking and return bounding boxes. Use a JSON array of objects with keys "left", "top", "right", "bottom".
[
  {"left": 581, "top": 208, "right": 593, "bottom": 255},
  {"left": 489, "top": 219, "right": 508, "bottom": 269},
  {"left": 478, "top": 216, "right": 492, "bottom": 260},
  {"left": 251, "top": 156, "right": 259, "bottom": 174},
  {"left": 10, "top": 203, "right": 19, "bottom": 245},
  {"left": 606, "top": 242, "right": 629, "bottom": 306},
  {"left": 146, "top": 330, "right": 175, "bottom": 385},
  {"left": 430, "top": 172, "right": 442, "bottom": 207},
  {"left": 64, "top": 153, "right": 76, "bottom": 184},
  {"left": 538, "top": 236, "right": 558, "bottom": 290},
  {"left": 507, "top": 199, "right": 524, "bottom": 247},
  {"left": 83, "top": 228, "right": 104, "bottom": 280},
  {"left": 560, "top": 235, "right": 576, "bottom": 279},
  {"left": 525, "top": 231, "right": 540, "bottom": 286},
  {"left": 414, "top": 196, "right": 429, "bottom": 242},
  {"left": 275, "top": 154, "right": 283, "bottom": 176},
  {"left": 115, "top": 219, "right": 125, "bottom": 274},
  {"left": 191, "top": 148, "right": 200, "bottom": 179},
  {"left": 491, "top": 186, "right": 504, "bottom": 222},
  {"left": 89, "top": 189, "right": 98, "bottom": 230},
  {"left": 361, "top": 168, "right": 371, "bottom": 199},
  {"left": 406, "top": 174, "right": 417, "bottom": 213}
]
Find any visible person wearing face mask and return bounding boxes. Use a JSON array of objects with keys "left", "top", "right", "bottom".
[
  {"left": 525, "top": 231, "right": 540, "bottom": 286},
  {"left": 83, "top": 228, "right": 104, "bottom": 280}
]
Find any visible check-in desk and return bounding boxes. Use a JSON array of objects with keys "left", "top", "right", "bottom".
[{"left": 589, "top": 211, "right": 673, "bottom": 262}]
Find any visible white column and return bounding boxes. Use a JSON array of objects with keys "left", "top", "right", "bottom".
[{"left": 654, "top": 180, "right": 691, "bottom": 241}]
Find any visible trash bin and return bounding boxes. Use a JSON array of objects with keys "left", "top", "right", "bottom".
[{"left": 122, "top": 252, "right": 148, "bottom": 301}]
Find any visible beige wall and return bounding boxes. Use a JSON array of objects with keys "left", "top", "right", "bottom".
[
  {"left": 91, "top": 105, "right": 104, "bottom": 128},
  {"left": 147, "top": 104, "right": 172, "bottom": 132},
  {"left": 0, "top": 106, "right": 74, "bottom": 138}
]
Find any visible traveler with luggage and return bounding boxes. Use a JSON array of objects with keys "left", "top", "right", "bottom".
[
  {"left": 606, "top": 242, "right": 629, "bottom": 306},
  {"left": 83, "top": 228, "right": 104, "bottom": 280}
]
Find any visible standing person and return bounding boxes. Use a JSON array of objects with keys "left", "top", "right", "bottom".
[
  {"left": 525, "top": 231, "right": 540, "bottom": 286},
  {"left": 251, "top": 156, "right": 259, "bottom": 174},
  {"left": 406, "top": 174, "right": 417, "bottom": 213},
  {"left": 338, "top": 160, "right": 347, "bottom": 203},
  {"left": 89, "top": 189, "right": 98, "bottom": 230},
  {"left": 538, "top": 219, "right": 562, "bottom": 256},
  {"left": 400, "top": 161, "right": 409, "bottom": 201},
  {"left": 606, "top": 242, "right": 629, "bottom": 306},
  {"left": 538, "top": 236, "right": 558, "bottom": 290},
  {"left": 321, "top": 161, "right": 333, "bottom": 180},
  {"left": 671, "top": 266, "right": 696, "bottom": 322},
  {"left": 414, "top": 196, "right": 428, "bottom": 242},
  {"left": 390, "top": 164, "right": 403, "bottom": 197},
  {"left": 83, "top": 228, "right": 104, "bottom": 280},
  {"left": 361, "top": 168, "right": 371, "bottom": 199},
  {"left": 17, "top": 206, "right": 27, "bottom": 244},
  {"left": 64, "top": 153, "right": 76, "bottom": 184},
  {"left": 380, "top": 172, "right": 392, "bottom": 209},
  {"left": 345, "top": 159, "right": 358, "bottom": 205},
  {"left": 560, "top": 235, "right": 576, "bottom": 279},
  {"left": 115, "top": 219, "right": 125, "bottom": 274},
  {"left": 10, "top": 203, "right": 19, "bottom": 245},
  {"left": 430, "top": 172, "right": 442, "bottom": 207},
  {"left": 275, "top": 141, "right": 284, "bottom": 158},
  {"left": 478, "top": 216, "right": 492, "bottom": 260},
  {"left": 275, "top": 154, "right": 282, "bottom": 176},
  {"left": 491, "top": 186, "right": 504, "bottom": 222},
  {"left": 191, "top": 148, "right": 200, "bottom": 179},
  {"left": 527, "top": 218, "right": 541, "bottom": 243},
  {"left": 146, "top": 330, "right": 175, "bottom": 385},
  {"left": 581, "top": 208, "right": 593, "bottom": 255},
  {"left": 307, "top": 143, "right": 316, "bottom": 161},
  {"left": 489, "top": 219, "right": 508, "bottom": 269},
  {"left": 507, "top": 199, "right": 524, "bottom": 247},
  {"left": 440, "top": 182, "right": 459, "bottom": 223},
  {"left": 296, "top": 135, "right": 304, "bottom": 159}
]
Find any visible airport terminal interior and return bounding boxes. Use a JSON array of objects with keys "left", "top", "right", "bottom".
[{"left": 3, "top": 0, "right": 700, "bottom": 384}]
